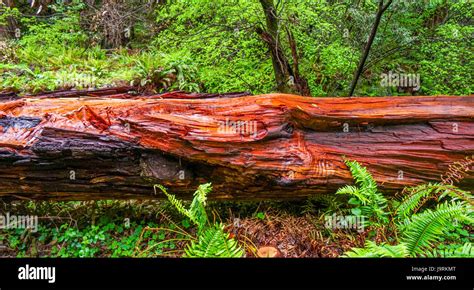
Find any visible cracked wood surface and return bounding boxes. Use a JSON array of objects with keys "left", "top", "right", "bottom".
[{"left": 0, "top": 89, "right": 472, "bottom": 200}]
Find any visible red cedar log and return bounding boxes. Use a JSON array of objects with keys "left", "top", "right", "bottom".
[{"left": 0, "top": 89, "right": 472, "bottom": 201}]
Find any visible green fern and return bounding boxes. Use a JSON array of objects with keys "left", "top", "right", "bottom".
[
  {"left": 344, "top": 160, "right": 379, "bottom": 197},
  {"left": 155, "top": 185, "right": 189, "bottom": 217},
  {"left": 155, "top": 183, "right": 244, "bottom": 257},
  {"left": 344, "top": 241, "right": 409, "bottom": 257},
  {"left": 336, "top": 159, "right": 389, "bottom": 225},
  {"left": 336, "top": 185, "right": 369, "bottom": 205},
  {"left": 400, "top": 201, "right": 471, "bottom": 256},
  {"left": 423, "top": 243, "right": 474, "bottom": 258},
  {"left": 155, "top": 183, "right": 211, "bottom": 232},
  {"left": 339, "top": 162, "right": 473, "bottom": 258},
  {"left": 345, "top": 199, "right": 472, "bottom": 257},
  {"left": 184, "top": 224, "right": 244, "bottom": 258},
  {"left": 188, "top": 183, "right": 212, "bottom": 231},
  {"left": 396, "top": 182, "right": 473, "bottom": 220}
]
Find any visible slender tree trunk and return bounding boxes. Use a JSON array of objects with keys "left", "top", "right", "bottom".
[
  {"left": 286, "top": 27, "right": 310, "bottom": 96},
  {"left": 0, "top": 0, "right": 18, "bottom": 40},
  {"left": 348, "top": 0, "right": 392, "bottom": 96},
  {"left": 257, "top": 0, "right": 309, "bottom": 95}
]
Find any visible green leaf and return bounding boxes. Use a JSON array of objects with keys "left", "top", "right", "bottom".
[
  {"left": 184, "top": 224, "right": 244, "bottom": 258},
  {"left": 400, "top": 201, "right": 471, "bottom": 256},
  {"left": 182, "top": 219, "right": 191, "bottom": 229},
  {"left": 348, "top": 197, "right": 361, "bottom": 205},
  {"left": 256, "top": 212, "right": 265, "bottom": 220},
  {"left": 351, "top": 208, "right": 362, "bottom": 216}
]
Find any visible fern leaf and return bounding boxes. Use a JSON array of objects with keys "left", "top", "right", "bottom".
[
  {"left": 396, "top": 183, "right": 435, "bottom": 220},
  {"left": 340, "top": 159, "right": 389, "bottom": 224},
  {"left": 189, "top": 183, "right": 212, "bottom": 231},
  {"left": 423, "top": 243, "right": 474, "bottom": 258},
  {"left": 401, "top": 201, "right": 471, "bottom": 256},
  {"left": 344, "top": 241, "right": 409, "bottom": 257},
  {"left": 155, "top": 184, "right": 192, "bottom": 220},
  {"left": 336, "top": 185, "right": 369, "bottom": 205},
  {"left": 184, "top": 224, "right": 244, "bottom": 258},
  {"left": 397, "top": 183, "right": 474, "bottom": 220},
  {"left": 344, "top": 160, "right": 378, "bottom": 197}
]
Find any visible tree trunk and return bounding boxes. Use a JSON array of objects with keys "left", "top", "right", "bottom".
[
  {"left": 257, "top": 0, "right": 309, "bottom": 95},
  {"left": 0, "top": 88, "right": 472, "bottom": 201},
  {"left": 348, "top": 0, "right": 392, "bottom": 96},
  {"left": 0, "top": 0, "right": 18, "bottom": 40}
]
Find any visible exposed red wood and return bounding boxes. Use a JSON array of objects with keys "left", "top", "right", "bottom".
[{"left": 0, "top": 88, "right": 472, "bottom": 200}]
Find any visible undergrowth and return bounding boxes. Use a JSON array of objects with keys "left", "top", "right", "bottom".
[{"left": 0, "top": 162, "right": 471, "bottom": 258}]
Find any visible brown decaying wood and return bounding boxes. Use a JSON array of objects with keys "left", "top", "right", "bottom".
[{"left": 0, "top": 89, "right": 472, "bottom": 201}]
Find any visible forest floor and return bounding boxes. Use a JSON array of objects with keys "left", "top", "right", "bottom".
[{"left": 0, "top": 198, "right": 367, "bottom": 258}]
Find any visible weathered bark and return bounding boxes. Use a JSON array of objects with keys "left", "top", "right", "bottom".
[
  {"left": 0, "top": 88, "right": 472, "bottom": 201},
  {"left": 257, "top": 0, "right": 309, "bottom": 95}
]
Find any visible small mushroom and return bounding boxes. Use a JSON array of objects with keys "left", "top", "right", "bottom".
[{"left": 257, "top": 246, "right": 279, "bottom": 258}]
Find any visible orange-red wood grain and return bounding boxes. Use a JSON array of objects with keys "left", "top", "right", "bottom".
[{"left": 0, "top": 90, "right": 472, "bottom": 200}]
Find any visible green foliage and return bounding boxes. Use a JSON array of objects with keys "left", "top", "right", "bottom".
[
  {"left": 344, "top": 241, "right": 409, "bottom": 258},
  {"left": 395, "top": 182, "right": 473, "bottom": 220},
  {"left": 336, "top": 159, "right": 389, "bottom": 227},
  {"left": 16, "top": 12, "right": 87, "bottom": 68},
  {"left": 423, "top": 242, "right": 474, "bottom": 258},
  {"left": 1, "top": 200, "right": 179, "bottom": 258},
  {"left": 338, "top": 160, "right": 473, "bottom": 258},
  {"left": 151, "top": 0, "right": 272, "bottom": 94},
  {"left": 0, "top": 6, "right": 21, "bottom": 26},
  {"left": 155, "top": 183, "right": 244, "bottom": 257},
  {"left": 401, "top": 201, "right": 472, "bottom": 256},
  {"left": 155, "top": 183, "right": 211, "bottom": 233},
  {"left": 1, "top": 1, "right": 471, "bottom": 95},
  {"left": 417, "top": 23, "right": 474, "bottom": 95},
  {"left": 184, "top": 224, "right": 244, "bottom": 258},
  {"left": 255, "top": 212, "right": 266, "bottom": 220},
  {"left": 54, "top": 224, "right": 106, "bottom": 257}
]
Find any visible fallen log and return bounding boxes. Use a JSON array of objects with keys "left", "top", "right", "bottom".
[{"left": 0, "top": 89, "right": 472, "bottom": 200}]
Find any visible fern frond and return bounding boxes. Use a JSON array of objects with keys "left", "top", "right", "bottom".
[
  {"left": 397, "top": 183, "right": 473, "bottom": 220},
  {"left": 437, "top": 185, "right": 473, "bottom": 206},
  {"left": 155, "top": 183, "right": 213, "bottom": 231},
  {"left": 340, "top": 159, "right": 389, "bottom": 224},
  {"left": 189, "top": 183, "right": 212, "bottom": 231},
  {"left": 423, "top": 243, "right": 474, "bottom": 258},
  {"left": 156, "top": 183, "right": 243, "bottom": 258},
  {"left": 344, "top": 241, "right": 409, "bottom": 257},
  {"left": 336, "top": 185, "right": 369, "bottom": 205},
  {"left": 184, "top": 224, "right": 244, "bottom": 258},
  {"left": 344, "top": 160, "right": 378, "bottom": 197},
  {"left": 400, "top": 201, "right": 471, "bottom": 256},
  {"left": 154, "top": 184, "right": 191, "bottom": 220}
]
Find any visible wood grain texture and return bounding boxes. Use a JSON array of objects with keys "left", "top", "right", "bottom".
[{"left": 0, "top": 89, "right": 472, "bottom": 200}]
